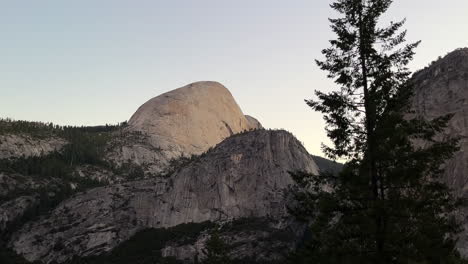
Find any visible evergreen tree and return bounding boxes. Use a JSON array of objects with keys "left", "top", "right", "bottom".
[
  {"left": 289, "top": 0, "right": 465, "bottom": 263},
  {"left": 201, "top": 229, "right": 232, "bottom": 264}
]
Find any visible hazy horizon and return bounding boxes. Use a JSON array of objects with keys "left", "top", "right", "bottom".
[{"left": 2, "top": 0, "right": 467, "bottom": 157}]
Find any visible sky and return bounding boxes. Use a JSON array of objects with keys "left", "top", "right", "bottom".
[{"left": 1, "top": 0, "right": 467, "bottom": 157}]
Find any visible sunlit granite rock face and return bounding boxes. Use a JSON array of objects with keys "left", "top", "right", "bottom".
[
  {"left": 10, "top": 130, "right": 318, "bottom": 263},
  {"left": 245, "top": 115, "right": 263, "bottom": 130},
  {"left": 0, "top": 134, "right": 66, "bottom": 160},
  {"left": 105, "top": 81, "right": 262, "bottom": 174},
  {"left": 6, "top": 51, "right": 468, "bottom": 262},
  {"left": 411, "top": 48, "right": 468, "bottom": 255}
]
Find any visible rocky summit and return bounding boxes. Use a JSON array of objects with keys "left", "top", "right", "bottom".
[
  {"left": 10, "top": 130, "right": 318, "bottom": 263},
  {"left": 0, "top": 81, "right": 326, "bottom": 263},
  {"left": 4, "top": 47, "right": 468, "bottom": 264},
  {"left": 127, "top": 81, "right": 261, "bottom": 154},
  {"left": 105, "top": 81, "right": 262, "bottom": 174}
]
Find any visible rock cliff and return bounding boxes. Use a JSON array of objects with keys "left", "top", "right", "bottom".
[
  {"left": 4, "top": 53, "right": 468, "bottom": 262},
  {"left": 412, "top": 48, "right": 468, "bottom": 195},
  {"left": 411, "top": 48, "right": 468, "bottom": 255},
  {"left": 106, "top": 81, "right": 262, "bottom": 174},
  {"left": 10, "top": 130, "right": 318, "bottom": 263},
  {"left": 245, "top": 115, "right": 263, "bottom": 130},
  {"left": 0, "top": 196, "right": 38, "bottom": 232},
  {"left": 0, "top": 134, "right": 66, "bottom": 160}
]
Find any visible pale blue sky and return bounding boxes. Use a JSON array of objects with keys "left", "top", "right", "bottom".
[{"left": 1, "top": 0, "right": 467, "bottom": 156}]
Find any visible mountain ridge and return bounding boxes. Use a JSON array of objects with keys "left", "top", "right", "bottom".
[{"left": 3, "top": 47, "right": 468, "bottom": 263}]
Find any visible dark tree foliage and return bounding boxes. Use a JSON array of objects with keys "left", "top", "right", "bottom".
[
  {"left": 0, "top": 119, "right": 127, "bottom": 264},
  {"left": 0, "top": 126, "right": 110, "bottom": 203},
  {"left": 0, "top": 118, "right": 127, "bottom": 138},
  {"left": 0, "top": 118, "right": 122, "bottom": 183},
  {"left": 201, "top": 229, "right": 232, "bottom": 264},
  {"left": 0, "top": 240, "right": 31, "bottom": 264},
  {"left": 68, "top": 222, "right": 214, "bottom": 264},
  {"left": 289, "top": 0, "right": 465, "bottom": 263},
  {"left": 311, "top": 155, "right": 343, "bottom": 175}
]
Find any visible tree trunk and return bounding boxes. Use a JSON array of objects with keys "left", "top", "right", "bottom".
[{"left": 358, "top": 5, "right": 384, "bottom": 262}]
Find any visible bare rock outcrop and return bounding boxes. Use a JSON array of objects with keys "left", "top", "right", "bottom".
[
  {"left": 245, "top": 115, "right": 263, "bottom": 129},
  {"left": 0, "top": 172, "right": 65, "bottom": 199},
  {"left": 0, "top": 134, "right": 66, "bottom": 160},
  {"left": 127, "top": 81, "right": 259, "bottom": 154},
  {"left": 411, "top": 48, "right": 468, "bottom": 255},
  {"left": 10, "top": 129, "right": 318, "bottom": 263},
  {"left": 106, "top": 81, "right": 262, "bottom": 174},
  {"left": 0, "top": 196, "right": 38, "bottom": 232},
  {"left": 161, "top": 217, "right": 298, "bottom": 262},
  {"left": 104, "top": 130, "right": 170, "bottom": 174},
  {"left": 412, "top": 48, "right": 468, "bottom": 196}
]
